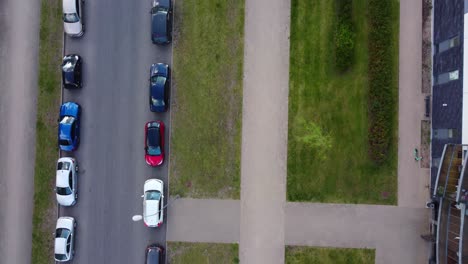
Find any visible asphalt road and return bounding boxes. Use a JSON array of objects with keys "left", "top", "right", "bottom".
[
  {"left": 0, "top": 0, "right": 40, "bottom": 263},
  {"left": 60, "top": 0, "right": 172, "bottom": 262}
]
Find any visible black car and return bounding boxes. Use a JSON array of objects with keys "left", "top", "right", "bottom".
[
  {"left": 145, "top": 244, "right": 164, "bottom": 264},
  {"left": 61, "top": 54, "right": 82, "bottom": 89},
  {"left": 151, "top": 0, "right": 172, "bottom": 44},
  {"left": 149, "top": 63, "right": 170, "bottom": 112}
]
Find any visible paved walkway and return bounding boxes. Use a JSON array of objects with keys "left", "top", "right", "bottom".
[
  {"left": 239, "top": 0, "right": 291, "bottom": 262},
  {"left": 169, "top": 200, "right": 430, "bottom": 264},
  {"left": 398, "top": 0, "right": 430, "bottom": 208},
  {"left": 0, "top": 0, "right": 40, "bottom": 263}
]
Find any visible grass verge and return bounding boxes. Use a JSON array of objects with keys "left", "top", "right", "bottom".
[
  {"left": 286, "top": 246, "right": 375, "bottom": 264},
  {"left": 170, "top": 0, "right": 244, "bottom": 199},
  {"left": 287, "top": 0, "right": 399, "bottom": 204},
  {"left": 168, "top": 242, "right": 239, "bottom": 264},
  {"left": 31, "top": 0, "right": 63, "bottom": 263}
]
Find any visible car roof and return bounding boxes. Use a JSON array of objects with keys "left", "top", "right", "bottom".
[
  {"left": 144, "top": 200, "right": 160, "bottom": 226},
  {"left": 55, "top": 238, "right": 68, "bottom": 254},
  {"left": 59, "top": 123, "right": 73, "bottom": 140},
  {"left": 63, "top": 0, "right": 77, "bottom": 13},
  {"left": 152, "top": 12, "right": 167, "bottom": 36},
  {"left": 147, "top": 127, "right": 160, "bottom": 147},
  {"left": 151, "top": 80, "right": 165, "bottom": 100},
  {"left": 56, "top": 170, "right": 71, "bottom": 188}
]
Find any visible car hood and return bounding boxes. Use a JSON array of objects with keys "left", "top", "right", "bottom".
[
  {"left": 64, "top": 22, "right": 82, "bottom": 35},
  {"left": 145, "top": 153, "right": 163, "bottom": 166},
  {"left": 60, "top": 102, "right": 80, "bottom": 118},
  {"left": 144, "top": 179, "right": 163, "bottom": 193}
]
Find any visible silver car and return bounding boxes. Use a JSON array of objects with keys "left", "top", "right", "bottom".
[
  {"left": 62, "top": 0, "right": 84, "bottom": 37},
  {"left": 55, "top": 157, "right": 78, "bottom": 206},
  {"left": 142, "top": 179, "right": 164, "bottom": 227},
  {"left": 54, "top": 217, "right": 76, "bottom": 262}
]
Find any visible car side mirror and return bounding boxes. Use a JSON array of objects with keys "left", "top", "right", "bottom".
[{"left": 141, "top": 194, "right": 144, "bottom": 198}]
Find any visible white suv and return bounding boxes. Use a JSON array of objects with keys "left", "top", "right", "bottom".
[
  {"left": 142, "top": 179, "right": 164, "bottom": 227},
  {"left": 54, "top": 217, "right": 76, "bottom": 262},
  {"left": 55, "top": 157, "right": 78, "bottom": 206},
  {"left": 62, "top": 0, "right": 84, "bottom": 37}
]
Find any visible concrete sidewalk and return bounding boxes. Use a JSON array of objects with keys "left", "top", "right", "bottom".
[
  {"left": 398, "top": 0, "right": 430, "bottom": 208},
  {"left": 286, "top": 202, "right": 430, "bottom": 264},
  {"left": 0, "top": 0, "right": 41, "bottom": 263},
  {"left": 239, "top": 0, "right": 291, "bottom": 262},
  {"left": 167, "top": 199, "right": 430, "bottom": 264}
]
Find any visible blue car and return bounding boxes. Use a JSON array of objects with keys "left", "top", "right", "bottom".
[
  {"left": 149, "top": 63, "right": 170, "bottom": 112},
  {"left": 58, "top": 102, "right": 81, "bottom": 151}
]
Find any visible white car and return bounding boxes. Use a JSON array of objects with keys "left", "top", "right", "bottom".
[
  {"left": 54, "top": 217, "right": 76, "bottom": 262},
  {"left": 63, "top": 0, "right": 84, "bottom": 37},
  {"left": 142, "top": 179, "right": 164, "bottom": 227},
  {"left": 55, "top": 157, "right": 78, "bottom": 206}
]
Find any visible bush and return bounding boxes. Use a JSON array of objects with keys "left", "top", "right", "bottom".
[
  {"left": 334, "top": 0, "right": 355, "bottom": 72},
  {"left": 367, "top": 0, "right": 396, "bottom": 164}
]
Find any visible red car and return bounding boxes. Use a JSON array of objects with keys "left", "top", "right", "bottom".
[{"left": 145, "top": 121, "right": 165, "bottom": 166}]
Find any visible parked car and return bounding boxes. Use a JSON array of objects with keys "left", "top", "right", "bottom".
[
  {"left": 149, "top": 63, "right": 170, "bottom": 112},
  {"left": 142, "top": 179, "right": 164, "bottom": 227},
  {"left": 55, "top": 157, "right": 78, "bottom": 206},
  {"left": 145, "top": 244, "right": 164, "bottom": 264},
  {"left": 58, "top": 102, "right": 81, "bottom": 152},
  {"left": 144, "top": 121, "right": 164, "bottom": 166},
  {"left": 54, "top": 217, "right": 76, "bottom": 262},
  {"left": 61, "top": 55, "right": 82, "bottom": 89},
  {"left": 151, "top": 0, "right": 172, "bottom": 44},
  {"left": 62, "top": 0, "right": 84, "bottom": 37}
]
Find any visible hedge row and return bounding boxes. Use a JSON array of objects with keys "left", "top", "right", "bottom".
[
  {"left": 367, "top": 0, "right": 396, "bottom": 164},
  {"left": 334, "top": 0, "right": 355, "bottom": 72}
]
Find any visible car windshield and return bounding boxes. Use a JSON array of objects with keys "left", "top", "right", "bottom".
[
  {"left": 62, "top": 59, "right": 76, "bottom": 72},
  {"left": 56, "top": 187, "right": 72, "bottom": 195},
  {"left": 63, "top": 13, "right": 79, "bottom": 23},
  {"left": 57, "top": 161, "right": 71, "bottom": 170},
  {"left": 55, "top": 254, "right": 67, "bottom": 261},
  {"left": 152, "top": 5, "right": 168, "bottom": 13},
  {"left": 151, "top": 97, "right": 165, "bottom": 107},
  {"left": 151, "top": 76, "right": 166, "bottom": 85},
  {"left": 148, "top": 146, "right": 162, "bottom": 155},
  {"left": 56, "top": 228, "right": 70, "bottom": 238},
  {"left": 59, "top": 139, "right": 71, "bottom": 146},
  {"left": 145, "top": 190, "right": 161, "bottom": 200},
  {"left": 60, "top": 116, "right": 75, "bottom": 124}
]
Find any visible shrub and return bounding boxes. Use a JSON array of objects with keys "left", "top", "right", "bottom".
[
  {"left": 367, "top": 0, "right": 397, "bottom": 164},
  {"left": 334, "top": 0, "right": 355, "bottom": 72}
]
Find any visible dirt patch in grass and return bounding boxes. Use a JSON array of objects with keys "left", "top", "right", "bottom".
[
  {"left": 168, "top": 242, "right": 239, "bottom": 264},
  {"left": 170, "top": 0, "right": 244, "bottom": 199}
]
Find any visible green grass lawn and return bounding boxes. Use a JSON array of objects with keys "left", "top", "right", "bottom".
[
  {"left": 287, "top": 0, "right": 398, "bottom": 204},
  {"left": 286, "top": 246, "right": 375, "bottom": 264},
  {"left": 168, "top": 242, "right": 239, "bottom": 264},
  {"left": 170, "top": 0, "right": 244, "bottom": 199},
  {"left": 32, "top": 0, "right": 63, "bottom": 262}
]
